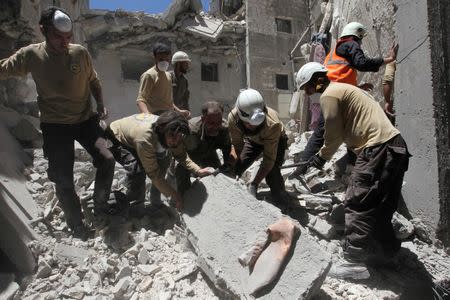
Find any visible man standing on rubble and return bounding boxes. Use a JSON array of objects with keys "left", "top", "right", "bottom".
[
  {"left": 171, "top": 51, "right": 191, "bottom": 112},
  {"left": 105, "top": 111, "right": 213, "bottom": 213},
  {"left": 175, "top": 101, "right": 233, "bottom": 195},
  {"left": 228, "top": 89, "right": 289, "bottom": 204},
  {"left": 0, "top": 7, "right": 115, "bottom": 240},
  {"left": 137, "top": 43, "right": 190, "bottom": 118},
  {"left": 291, "top": 22, "right": 398, "bottom": 177},
  {"left": 296, "top": 62, "right": 410, "bottom": 276}
]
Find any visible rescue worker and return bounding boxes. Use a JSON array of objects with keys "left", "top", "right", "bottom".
[
  {"left": 175, "top": 101, "right": 233, "bottom": 195},
  {"left": 136, "top": 43, "right": 190, "bottom": 118},
  {"left": 0, "top": 7, "right": 115, "bottom": 240},
  {"left": 228, "top": 89, "right": 289, "bottom": 203},
  {"left": 291, "top": 22, "right": 399, "bottom": 176},
  {"left": 171, "top": 51, "right": 191, "bottom": 111},
  {"left": 296, "top": 62, "right": 410, "bottom": 276},
  {"left": 105, "top": 111, "right": 213, "bottom": 212}
]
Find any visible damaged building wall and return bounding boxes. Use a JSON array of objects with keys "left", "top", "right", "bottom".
[
  {"left": 83, "top": 8, "right": 246, "bottom": 119},
  {"left": 246, "top": 0, "right": 309, "bottom": 119},
  {"left": 328, "top": 0, "right": 450, "bottom": 243}
]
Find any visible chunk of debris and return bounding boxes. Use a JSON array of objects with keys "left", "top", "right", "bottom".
[
  {"left": 182, "top": 174, "right": 331, "bottom": 299},
  {"left": 392, "top": 212, "right": 415, "bottom": 240}
]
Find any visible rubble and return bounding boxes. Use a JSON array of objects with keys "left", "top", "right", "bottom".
[{"left": 392, "top": 212, "right": 415, "bottom": 240}]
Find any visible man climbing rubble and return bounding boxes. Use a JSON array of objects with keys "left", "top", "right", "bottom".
[
  {"left": 175, "top": 101, "right": 233, "bottom": 195},
  {"left": 105, "top": 111, "right": 214, "bottom": 214},
  {"left": 171, "top": 51, "right": 192, "bottom": 112},
  {"left": 291, "top": 22, "right": 399, "bottom": 177},
  {"left": 0, "top": 7, "right": 115, "bottom": 240},
  {"left": 136, "top": 43, "right": 190, "bottom": 118},
  {"left": 228, "top": 89, "right": 289, "bottom": 204},
  {"left": 295, "top": 62, "right": 411, "bottom": 277}
]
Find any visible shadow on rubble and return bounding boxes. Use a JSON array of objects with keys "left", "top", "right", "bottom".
[
  {"left": 182, "top": 180, "right": 208, "bottom": 217},
  {"left": 364, "top": 248, "right": 448, "bottom": 300},
  {"left": 259, "top": 191, "right": 310, "bottom": 227}
]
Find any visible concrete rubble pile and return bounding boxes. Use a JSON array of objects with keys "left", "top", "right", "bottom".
[{"left": 0, "top": 129, "right": 445, "bottom": 300}]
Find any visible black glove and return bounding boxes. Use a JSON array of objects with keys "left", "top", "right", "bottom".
[
  {"left": 289, "top": 161, "right": 309, "bottom": 178},
  {"left": 308, "top": 153, "right": 326, "bottom": 170},
  {"left": 247, "top": 182, "right": 258, "bottom": 198}
]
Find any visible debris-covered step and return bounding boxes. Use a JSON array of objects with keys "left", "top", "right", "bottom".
[{"left": 182, "top": 174, "right": 332, "bottom": 299}]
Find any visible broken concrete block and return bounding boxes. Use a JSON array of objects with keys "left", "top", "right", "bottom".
[
  {"left": 411, "top": 218, "right": 432, "bottom": 243},
  {"left": 36, "top": 259, "right": 52, "bottom": 279},
  {"left": 308, "top": 215, "right": 335, "bottom": 240},
  {"left": 137, "top": 248, "right": 151, "bottom": 265},
  {"left": 138, "top": 277, "right": 153, "bottom": 292},
  {"left": 163, "top": 0, "right": 202, "bottom": 27},
  {"left": 115, "top": 265, "right": 132, "bottom": 282},
  {"left": 392, "top": 212, "right": 415, "bottom": 240},
  {"left": 10, "top": 116, "right": 42, "bottom": 147},
  {"left": 297, "top": 194, "right": 334, "bottom": 212},
  {"left": 137, "top": 264, "right": 161, "bottom": 276},
  {"left": 61, "top": 286, "right": 85, "bottom": 300},
  {"left": 182, "top": 174, "right": 331, "bottom": 299},
  {"left": 112, "top": 276, "right": 132, "bottom": 299},
  {"left": 54, "top": 244, "right": 93, "bottom": 265}
]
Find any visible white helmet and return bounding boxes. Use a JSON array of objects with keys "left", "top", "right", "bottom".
[
  {"left": 296, "top": 62, "right": 328, "bottom": 90},
  {"left": 171, "top": 51, "right": 191, "bottom": 64},
  {"left": 339, "top": 22, "right": 367, "bottom": 39},
  {"left": 236, "top": 89, "right": 266, "bottom": 126}
]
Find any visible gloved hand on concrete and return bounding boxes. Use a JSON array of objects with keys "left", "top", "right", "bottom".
[
  {"left": 308, "top": 153, "right": 326, "bottom": 170},
  {"left": 288, "top": 161, "right": 309, "bottom": 178},
  {"left": 247, "top": 182, "right": 258, "bottom": 198}
]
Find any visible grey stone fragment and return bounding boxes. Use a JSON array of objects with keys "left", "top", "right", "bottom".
[
  {"left": 308, "top": 216, "right": 335, "bottom": 240},
  {"left": 137, "top": 264, "right": 162, "bottom": 276},
  {"left": 54, "top": 243, "right": 93, "bottom": 265},
  {"left": 115, "top": 265, "right": 132, "bottom": 282},
  {"left": 182, "top": 174, "right": 331, "bottom": 299},
  {"left": 36, "top": 259, "right": 52, "bottom": 279},
  {"left": 138, "top": 248, "right": 151, "bottom": 265},
  {"left": 112, "top": 276, "right": 132, "bottom": 299},
  {"left": 138, "top": 277, "right": 153, "bottom": 292},
  {"left": 329, "top": 203, "right": 345, "bottom": 225},
  {"left": 411, "top": 218, "right": 432, "bottom": 243},
  {"left": 392, "top": 212, "right": 415, "bottom": 240},
  {"left": 61, "top": 286, "right": 85, "bottom": 299}
]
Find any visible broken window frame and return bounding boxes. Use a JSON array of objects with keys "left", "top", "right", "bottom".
[
  {"left": 276, "top": 74, "right": 289, "bottom": 90},
  {"left": 201, "top": 63, "right": 219, "bottom": 82},
  {"left": 275, "top": 18, "right": 293, "bottom": 34}
]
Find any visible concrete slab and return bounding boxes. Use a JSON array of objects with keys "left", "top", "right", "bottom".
[
  {"left": 182, "top": 174, "right": 331, "bottom": 299},
  {"left": 0, "top": 123, "right": 39, "bottom": 273},
  {"left": 179, "top": 15, "right": 224, "bottom": 40}
]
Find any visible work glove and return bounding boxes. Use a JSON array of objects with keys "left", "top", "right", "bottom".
[
  {"left": 288, "top": 161, "right": 309, "bottom": 179},
  {"left": 247, "top": 182, "right": 258, "bottom": 198},
  {"left": 308, "top": 153, "right": 327, "bottom": 170}
]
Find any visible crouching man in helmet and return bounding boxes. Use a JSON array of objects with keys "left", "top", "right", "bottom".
[
  {"left": 228, "top": 89, "right": 289, "bottom": 205},
  {"left": 296, "top": 62, "right": 410, "bottom": 277},
  {"left": 105, "top": 111, "right": 214, "bottom": 213}
]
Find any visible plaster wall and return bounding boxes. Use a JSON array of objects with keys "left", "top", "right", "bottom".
[{"left": 394, "top": 0, "right": 440, "bottom": 237}]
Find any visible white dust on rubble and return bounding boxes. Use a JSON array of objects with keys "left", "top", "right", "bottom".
[{"left": 16, "top": 148, "right": 218, "bottom": 300}]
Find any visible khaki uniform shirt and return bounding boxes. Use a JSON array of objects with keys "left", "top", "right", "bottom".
[
  {"left": 319, "top": 82, "right": 400, "bottom": 160},
  {"left": 110, "top": 113, "right": 200, "bottom": 196},
  {"left": 0, "top": 42, "right": 99, "bottom": 124},
  {"left": 183, "top": 116, "right": 231, "bottom": 166},
  {"left": 228, "top": 107, "right": 284, "bottom": 170},
  {"left": 171, "top": 72, "right": 190, "bottom": 110},
  {"left": 137, "top": 66, "right": 173, "bottom": 113}
]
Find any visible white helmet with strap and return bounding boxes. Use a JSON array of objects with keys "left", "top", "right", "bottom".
[
  {"left": 236, "top": 89, "right": 266, "bottom": 126},
  {"left": 296, "top": 62, "right": 328, "bottom": 90},
  {"left": 171, "top": 51, "right": 191, "bottom": 64},
  {"left": 339, "top": 22, "right": 367, "bottom": 39}
]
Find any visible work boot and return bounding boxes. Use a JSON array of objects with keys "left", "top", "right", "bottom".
[
  {"left": 328, "top": 259, "right": 370, "bottom": 280},
  {"left": 71, "top": 223, "right": 92, "bottom": 241}
]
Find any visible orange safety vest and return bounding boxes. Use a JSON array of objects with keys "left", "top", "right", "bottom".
[{"left": 324, "top": 47, "right": 358, "bottom": 85}]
